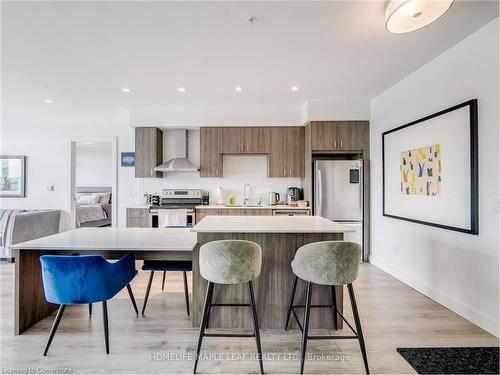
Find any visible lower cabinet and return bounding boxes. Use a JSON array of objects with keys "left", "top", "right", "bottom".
[
  {"left": 195, "top": 208, "right": 272, "bottom": 223},
  {"left": 126, "top": 208, "right": 150, "bottom": 228}
]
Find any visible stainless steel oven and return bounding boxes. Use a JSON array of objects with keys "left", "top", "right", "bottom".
[{"left": 149, "top": 189, "right": 201, "bottom": 228}]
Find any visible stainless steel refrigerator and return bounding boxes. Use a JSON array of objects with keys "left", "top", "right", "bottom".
[{"left": 314, "top": 159, "right": 363, "bottom": 253}]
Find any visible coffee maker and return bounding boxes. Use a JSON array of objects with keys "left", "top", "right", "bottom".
[{"left": 286, "top": 187, "right": 302, "bottom": 204}]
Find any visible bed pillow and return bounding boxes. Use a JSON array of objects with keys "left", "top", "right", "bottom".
[
  {"left": 96, "top": 192, "right": 111, "bottom": 204},
  {"left": 77, "top": 194, "right": 100, "bottom": 205}
]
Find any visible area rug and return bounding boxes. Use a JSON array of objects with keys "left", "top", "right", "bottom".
[{"left": 397, "top": 347, "right": 499, "bottom": 374}]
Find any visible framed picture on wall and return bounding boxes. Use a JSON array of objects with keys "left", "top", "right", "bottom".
[
  {"left": 0, "top": 155, "right": 26, "bottom": 198},
  {"left": 382, "top": 99, "right": 478, "bottom": 234},
  {"left": 121, "top": 152, "right": 135, "bottom": 167}
]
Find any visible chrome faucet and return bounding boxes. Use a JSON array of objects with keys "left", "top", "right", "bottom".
[{"left": 243, "top": 184, "right": 252, "bottom": 206}]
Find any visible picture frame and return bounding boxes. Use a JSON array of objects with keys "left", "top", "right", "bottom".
[
  {"left": 382, "top": 99, "right": 478, "bottom": 234},
  {"left": 121, "top": 152, "right": 135, "bottom": 167},
  {"left": 0, "top": 155, "right": 26, "bottom": 198}
]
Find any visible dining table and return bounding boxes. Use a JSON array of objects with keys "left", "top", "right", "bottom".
[{"left": 10, "top": 227, "right": 196, "bottom": 335}]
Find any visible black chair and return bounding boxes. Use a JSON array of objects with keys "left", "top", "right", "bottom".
[{"left": 141, "top": 260, "right": 191, "bottom": 316}]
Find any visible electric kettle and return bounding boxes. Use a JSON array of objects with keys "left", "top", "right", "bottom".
[{"left": 268, "top": 192, "right": 280, "bottom": 205}]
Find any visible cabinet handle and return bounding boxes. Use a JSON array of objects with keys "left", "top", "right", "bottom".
[
  {"left": 334, "top": 140, "right": 337, "bottom": 148},
  {"left": 283, "top": 168, "right": 286, "bottom": 176},
  {"left": 289, "top": 169, "right": 292, "bottom": 176},
  {"left": 241, "top": 144, "right": 244, "bottom": 151},
  {"left": 150, "top": 169, "right": 153, "bottom": 176},
  {"left": 340, "top": 140, "right": 343, "bottom": 148}
]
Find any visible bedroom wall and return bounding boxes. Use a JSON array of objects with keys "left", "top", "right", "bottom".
[
  {"left": 75, "top": 142, "right": 113, "bottom": 187},
  {"left": 369, "top": 18, "right": 499, "bottom": 336}
]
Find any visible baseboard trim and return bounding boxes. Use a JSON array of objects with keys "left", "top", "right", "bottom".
[{"left": 369, "top": 255, "right": 499, "bottom": 337}]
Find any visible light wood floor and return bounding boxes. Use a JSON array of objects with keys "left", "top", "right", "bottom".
[{"left": 0, "top": 261, "right": 497, "bottom": 374}]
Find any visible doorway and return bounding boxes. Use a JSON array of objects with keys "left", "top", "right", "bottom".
[{"left": 69, "top": 137, "right": 117, "bottom": 229}]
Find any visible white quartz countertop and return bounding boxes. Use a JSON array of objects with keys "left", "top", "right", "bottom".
[
  {"left": 195, "top": 205, "right": 310, "bottom": 210},
  {"left": 11, "top": 228, "right": 197, "bottom": 251},
  {"left": 191, "top": 215, "right": 353, "bottom": 233}
]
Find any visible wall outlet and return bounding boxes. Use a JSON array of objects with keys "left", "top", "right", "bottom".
[{"left": 45, "top": 185, "right": 54, "bottom": 191}]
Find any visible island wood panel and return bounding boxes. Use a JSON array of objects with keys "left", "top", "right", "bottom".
[
  {"left": 195, "top": 208, "right": 272, "bottom": 223},
  {"left": 192, "top": 231, "right": 343, "bottom": 330},
  {"left": 13, "top": 248, "right": 192, "bottom": 335}
]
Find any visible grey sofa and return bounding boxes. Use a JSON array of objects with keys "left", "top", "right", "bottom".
[{"left": 0, "top": 209, "right": 61, "bottom": 261}]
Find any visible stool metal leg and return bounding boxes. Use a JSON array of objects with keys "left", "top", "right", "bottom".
[
  {"left": 248, "top": 281, "right": 264, "bottom": 374},
  {"left": 183, "top": 271, "right": 190, "bottom": 316},
  {"left": 142, "top": 271, "right": 154, "bottom": 315},
  {"left": 88, "top": 303, "right": 92, "bottom": 316},
  {"left": 300, "top": 282, "right": 312, "bottom": 375},
  {"left": 102, "top": 300, "right": 110, "bottom": 354},
  {"left": 348, "top": 283, "right": 369, "bottom": 374},
  {"left": 331, "top": 286, "right": 338, "bottom": 330},
  {"left": 194, "top": 281, "right": 214, "bottom": 374},
  {"left": 126, "top": 284, "right": 139, "bottom": 315},
  {"left": 285, "top": 275, "right": 298, "bottom": 330},
  {"left": 162, "top": 271, "right": 166, "bottom": 291},
  {"left": 43, "top": 304, "right": 66, "bottom": 356}
]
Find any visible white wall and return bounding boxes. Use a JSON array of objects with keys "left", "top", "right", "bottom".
[
  {"left": 369, "top": 19, "right": 499, "bottom": 336},
  {"left": 75, "top": 143, "right": 112, "bottom": 187}
]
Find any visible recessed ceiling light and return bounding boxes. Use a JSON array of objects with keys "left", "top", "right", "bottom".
[
  {"left": 291, "top": 86, "right": 299, "bottom": 92},
  {"left": 122, "top": 88, "right": 131, "bottom": 93},
  {"left": 178, "top": 87, "right": 187, "bottom": 93},
  {"left": 385, "top": 0, "right": 453, "bottom": 34},
  {"left": 44, "top": 99, "right": 53, "bottom": 104},
  {"left": 235, "top": 86, "right": 242, "bottom": 92}
]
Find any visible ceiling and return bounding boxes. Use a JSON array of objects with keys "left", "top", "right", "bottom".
[{"left": 2, "top": 1, "right": 498, "bottom": 113}]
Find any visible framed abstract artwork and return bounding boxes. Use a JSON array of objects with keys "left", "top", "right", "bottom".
[
  {"left": 382, "top": 99, "right": 478, "bottom": 234},
  {"left": 121, "top": 152, "right": 135, "bottom": 167},
  {"left": 0, "top": 155, "right": 26, "bottom": 198}
]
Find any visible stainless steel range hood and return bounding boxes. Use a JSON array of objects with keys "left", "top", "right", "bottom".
[{"left": 154, "top": 129, "right": 199, "bottom": 173}]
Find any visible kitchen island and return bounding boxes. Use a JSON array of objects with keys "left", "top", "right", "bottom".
[{"left": 191, "top": 215, "right": 352, "bottom": 330}]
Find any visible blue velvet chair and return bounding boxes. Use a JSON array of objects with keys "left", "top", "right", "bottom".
[
  {"left": 141, "top": 260, "right": 192, "bottom": 316},
  {"left": 40, "top": 253, "right": 138, "bottom": 355}
]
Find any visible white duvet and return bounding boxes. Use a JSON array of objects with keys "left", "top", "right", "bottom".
[{"left": 76, "top": 204, "right": 106, "bottom": 227}]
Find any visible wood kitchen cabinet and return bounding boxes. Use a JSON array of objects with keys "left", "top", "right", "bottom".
[
  {"left": 135, "top": 127, "right": 163, "bottom": 178},
  {"left": 220, "top": 127, "right": 269, "bottom": 154},
  {"left": 310, "top": 121, "right": 368, "bottom": 151},
  {"left": 268, "top": 127, "right": 305, "bottom": 177},
  {"left": 126, "top": 208, "right": 150, "bottom": 228},
  {"left": 200, "top": 128, "right": 223, "bottom": 177}
]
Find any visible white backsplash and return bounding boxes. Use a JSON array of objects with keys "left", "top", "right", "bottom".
[{"left": 139, "top": 154, "right": 302, "bottom": 206}]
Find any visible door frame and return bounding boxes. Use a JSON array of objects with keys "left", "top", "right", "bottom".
[{"left": 68, "top": 136, "right": 118, "bottom": 229}]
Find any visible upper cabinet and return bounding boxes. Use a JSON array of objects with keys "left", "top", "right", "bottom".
[
  {"left": 310, "top": 121, "right": 369, "bottom": 151},
  {"left": 199, "top": 126, "right": 304, "bottom": 178},
  {"left": 220, "top": 127, "right": 269, "bottom": 154},
  {"left": 268, "top": 127, "right": 305, "bottom": 178},
  {"left": 135, "top": 127, "right": 163, "bottom": 178},
  {"left": 200, "top": 127, "right": 223, "bottom": 178}
]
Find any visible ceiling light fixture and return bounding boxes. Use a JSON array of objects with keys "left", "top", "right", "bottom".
[
  {"left": 247, "top": 16, "right": 258, "bottom": 26},
  {"left": 122, "top": 88, "right": 131, "bottom": 93},
  {"left": 178, "top": 87, "right": 187, "bottom": 93},
  {"left": 385, "top": 0, "right": 453, "bottom": 34},
  {"left": 44, "top": 99, "right": 53, "bottom": 104},
  {"left": 234, "top": 86, "right": 242, "bottom": 92},
  {"left": 291, "top": 86, "right": 299, "bottom": 92}
]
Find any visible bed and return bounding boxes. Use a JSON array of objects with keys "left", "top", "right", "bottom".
[{"left": 75, "top": 186, "right": 112, "bottom": 228}]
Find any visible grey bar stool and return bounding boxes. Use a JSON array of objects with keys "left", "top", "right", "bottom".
[
  {"left": 287, "top": 241, "right": 369, "bottom": 374},
  {"left": 194, "top": 240, "right": 264, "bottom": 374}
]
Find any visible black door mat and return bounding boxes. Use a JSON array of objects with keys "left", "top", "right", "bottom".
[{"left": 397, "top": 347, "right": 499, "bottom": 374}]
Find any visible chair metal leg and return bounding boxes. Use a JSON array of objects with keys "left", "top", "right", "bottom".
[
  {"left": 285, "top": 275, "right": 298, "bottom": 330},
  {"left": 89, "top": 303, "right": 92, "bottom": 316},
  {"left": 183, "top": 271, "right": 190, "bottom": 316},
  {"left": 348, "top": 283, "right": 369, "bottom": 374},
  {"left": 331, "top": 285, "right": 338, "bottom": 330},
  {"left": 248, "top": 281, "right": 264, "bottom": 374},
  {"left": 162, "top": 271, "right": 166, "bottom": 291},
  {"left": 193, "top": 282, "right": 214, "bottom": 374},
  {"left": 126, "top": 284, "right": 139, "bottom": 315},
  {"left": 142, "top": 271, "right": 154, "bottom": 315},
  {"left": 102, "top": 300, "right": 109, "bottom": 354},
  {"left": 300, "top": 282, "right": 312, "bottom": 375},
  {"left": 43, "top": 304, "right": 66, "bottom": 356}
]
